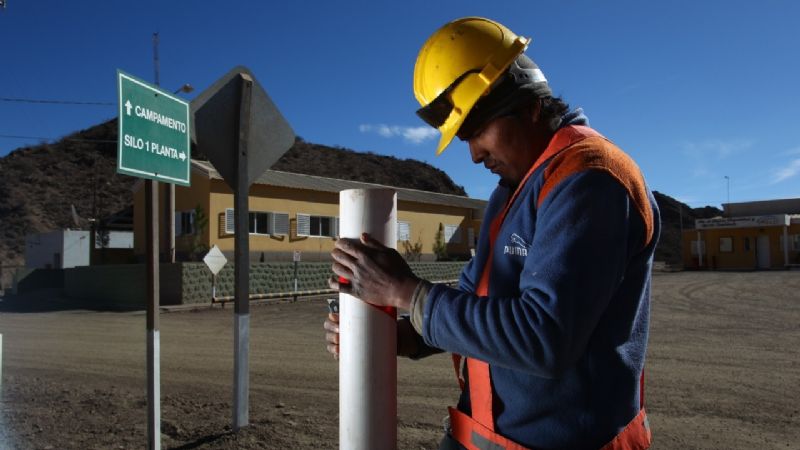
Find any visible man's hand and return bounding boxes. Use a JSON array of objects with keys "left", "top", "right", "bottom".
[
  {"left": 329, "top": 232, "right": 420, "bottom": 311},
  {"left": 324, "top": 312, "right": 430, "bottom": 360},
  {"left": 323, "top": 312, "right": 340, "bottom": 359}
]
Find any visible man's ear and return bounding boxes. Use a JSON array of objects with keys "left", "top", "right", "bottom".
[{"left": 530, "top": 98, "right": 543, "bottom": 124}]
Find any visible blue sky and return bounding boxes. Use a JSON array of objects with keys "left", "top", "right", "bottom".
[{"left": 1, "top": 1, "right": 798, "bottom": 207}]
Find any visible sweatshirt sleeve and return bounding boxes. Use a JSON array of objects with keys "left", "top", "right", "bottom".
[{"left": 422, "top": 170, "right": 644, "bottom": 378}]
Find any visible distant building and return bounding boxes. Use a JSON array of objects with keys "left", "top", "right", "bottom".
[
  {"left": 25, "top": 230, "right": 90, "bottom": 269},
  {"left": 682, "top": 198, "right": 800, "bottom": 269},
  {"left": 132, "top": 160, "right": 487, "bottom": 262},
  {"left": 24, "top": 228, "right": 135, "bottom": 270}
]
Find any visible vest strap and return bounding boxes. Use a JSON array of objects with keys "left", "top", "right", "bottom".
[
  {"left": 598, "top": 408, "right": 652, "bottom": 450},
  {"left": 448, "top": 407, "right": 531, "bottom": 450}
]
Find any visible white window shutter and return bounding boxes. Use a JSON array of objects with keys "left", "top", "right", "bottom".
[
  {"left": 225, "top": 208, "right": 235, "bottom": 234},
  {"left": 297, "top": 214, "right": 310, "bottom": 236},
  {"left": 265, "top": 212, "right": 273, "bottom": 235},
  {"left": 273, "top": 213, "right": 289, "bottom": 235}
]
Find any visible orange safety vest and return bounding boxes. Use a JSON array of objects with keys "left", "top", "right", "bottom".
[{"left": 448, "top": 125, "right": 652, "bottom": 450}]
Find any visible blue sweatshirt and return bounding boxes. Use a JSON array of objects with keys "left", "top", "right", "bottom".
[{"left": 421, "top": 112, "right": 660, "bottom": 449}]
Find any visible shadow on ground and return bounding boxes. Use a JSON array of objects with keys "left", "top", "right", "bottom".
[{"left": 0, "top": 289, "right": 140, "bottom": 313}]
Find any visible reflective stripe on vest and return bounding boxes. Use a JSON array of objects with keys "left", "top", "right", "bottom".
[{"left": 448, "top": 125, "right": 652, "bottom": 450}]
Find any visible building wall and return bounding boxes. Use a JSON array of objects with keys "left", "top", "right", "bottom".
[
  {"left": 135, "top": 175, "right": 482, "bottom": 262},
  {"left": 174, "top": 173, "right": 212, "bottom": 257},
  {"left": 133, "top": 172, "right": 212, "bottom": 258},
  {"left": 396, "top": 199, "right": 475, "bottom": 258},
  {"left": 682, "top": 223, "right": 800, "bottom": 269}
]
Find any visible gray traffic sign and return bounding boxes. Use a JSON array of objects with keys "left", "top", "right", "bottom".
[{"left": 191, "top": 66, "right": 294, "bottom": 188}]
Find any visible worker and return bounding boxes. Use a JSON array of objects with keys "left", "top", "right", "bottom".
[{"left": 324, "top": 17, "right": 659, "bottom": 450}]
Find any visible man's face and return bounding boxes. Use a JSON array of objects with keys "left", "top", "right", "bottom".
[{"left": 465, "top": 113, "right": 538, "bottom": 188}]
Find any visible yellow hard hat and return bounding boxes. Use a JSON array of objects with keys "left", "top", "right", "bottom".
[{"left": 414, "top": 17, "right": 530, "bottom": 155}]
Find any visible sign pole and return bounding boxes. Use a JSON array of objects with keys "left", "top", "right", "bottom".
[
  {"left": 145, "top": 179, "right": 161, "bottom": 450},
  {"left": 117, "top": 69, "right": 190, "bottom": 450},
  {"left": 191, "top": 66, "right": 295, "bottom": 434},
  {"left": 233, "top": 74, "right": 253, "bottom": 431}
]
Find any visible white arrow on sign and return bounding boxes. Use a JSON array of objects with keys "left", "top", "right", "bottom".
[
  {"left": 203, "top": 244, "right": 228, "bottom": 275},
  {"left": 125, "top": 100, "right": 133, "bottom": 116}
]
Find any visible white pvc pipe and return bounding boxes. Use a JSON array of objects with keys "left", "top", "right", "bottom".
[{"left": 339, "top": 189, "right": 397, "bottom": 450}]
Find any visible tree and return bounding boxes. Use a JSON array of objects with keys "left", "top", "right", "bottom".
[
  {"left": 433, "top": 223, "right": 448, "bottom": 261},
  {"left": 190, "top": 204, "right": 209, "bottom": 260},
  {"left": 402, "top": 234, "right": 424, "bottom": 262}
]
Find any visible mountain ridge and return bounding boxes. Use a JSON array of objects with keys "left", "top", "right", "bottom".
[{"left": 0, "top": 119, "right": 721, "bottom": 283}]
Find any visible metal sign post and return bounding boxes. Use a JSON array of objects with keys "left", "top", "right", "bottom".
[
  {"left": 232, "top": 75, "right": 253, "bottom": 429},
  {"left": 117, "top": 69, "right": 191, "bottom": 450},
  {"left": 191, "top": 66, "right": 294, "bottom": 432},
  {"left": 144, "top": 180, "right": 160, "bottom": 450},
  {"left": 292, "top": 250, "right": 301, "bottom": 302}
]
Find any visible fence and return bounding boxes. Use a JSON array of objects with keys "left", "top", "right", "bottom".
[{"left": 51, "top": 262, "right": 467, "bottom": 309}]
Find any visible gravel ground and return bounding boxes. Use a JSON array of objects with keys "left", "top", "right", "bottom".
[{"left": 0, "top": 271, "right": 798, "bottom": 449}]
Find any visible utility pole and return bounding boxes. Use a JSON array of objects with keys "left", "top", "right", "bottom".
[
  {"left": 153, "top": 32, "right": 176, "bottom": 263},
  {"left": 724, "top": 175, "right": 730, "bottom": 216},
  {"left": 153, "top": 32, "right": 160, "bottom": 86}
]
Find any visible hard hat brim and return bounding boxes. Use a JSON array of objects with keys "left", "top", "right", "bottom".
[{"left": 429, "top": 36, "right": 531, "bottom": 155}]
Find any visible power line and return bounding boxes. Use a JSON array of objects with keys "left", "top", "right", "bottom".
[
  {"left": 0, "top": 134, "right": 116, "bottom": 143},
  {"left": 0, "top": 97, "right": 114, "bottom": 106}
]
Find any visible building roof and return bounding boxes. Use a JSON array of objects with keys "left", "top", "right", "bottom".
[
  {"left": 191, "top": 160, "right": 487, "bottom": 213},
  {"left": 723, "top": 198, "right": 800, "bottom": 217}
]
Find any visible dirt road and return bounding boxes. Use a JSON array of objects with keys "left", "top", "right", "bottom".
[{"left": 0, "top": 271, "right": 798, "bottom": 449}]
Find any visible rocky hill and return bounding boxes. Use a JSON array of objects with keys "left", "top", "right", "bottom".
[{"left": 0, "top": 118, "right": 720, "bottom": 284}]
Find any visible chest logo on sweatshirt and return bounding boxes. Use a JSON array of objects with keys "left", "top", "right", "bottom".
[{"left": 503, "top": 233, "right": 529, "bottom": 257}]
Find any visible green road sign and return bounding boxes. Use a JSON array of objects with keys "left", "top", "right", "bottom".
[{"left": 117, "top": 70, "right": 191, "bottom": 186}]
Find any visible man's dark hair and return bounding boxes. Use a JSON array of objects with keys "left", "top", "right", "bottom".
[
  {"left": 507, "top": 95, "right": 569, "bottom": 133},
  {"left": 538, "top": 96, "right": 570, "bottom": 132}
]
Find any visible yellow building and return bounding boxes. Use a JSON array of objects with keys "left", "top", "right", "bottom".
[
  {"left": 682, "top": 198, "right": 800, "bottom": 270},
  {"left": 133, "top": 160, "right": 486, "bottom": 262}
]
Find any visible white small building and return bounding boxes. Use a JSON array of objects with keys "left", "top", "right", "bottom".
[{"left": 25, "top": 229, "right": 90, "bottom": 269}]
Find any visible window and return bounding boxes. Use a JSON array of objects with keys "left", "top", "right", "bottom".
[
  {"left": 250, "top": 212, "right": 270, "bottom": 235},
  {"left": 719, "top": 237, "right": 733, "bottom": 253},
  {"left": 175, "top": 211, "right": 195, "bottom": 236},
  {"left": 297, "top": 214, "right": 337, "bottom": 237},
  {"left": 225, "top": 210, "right": 289, "bottom": 236},
  {"left": 397, "top": 221, "right": 410, "bottom": 241},
  {"left": 444, "top": 224, "right": 461, "bottom": 244},
  {"left": 743, "top": 237, "right": 751, "bottom": 252}
]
